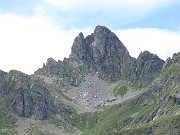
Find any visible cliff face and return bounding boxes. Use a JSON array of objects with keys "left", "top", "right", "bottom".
[
  {"left": 70, "top": 25, "right": 134, "bottom": 82},
  {"left": 129, "top": 51, "right": 165, "bottom": 87},
  {"left": 0, "top": 70, "right": 56, "bottom": 120}
]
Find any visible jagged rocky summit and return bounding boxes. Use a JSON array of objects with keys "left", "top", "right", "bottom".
[{"left": 36, "top": 25, "right": 164, "bottom": 87}]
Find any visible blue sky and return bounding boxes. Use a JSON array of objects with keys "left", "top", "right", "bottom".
[{"left": 0, "top": 0, "right": 180, "bottom": 74}]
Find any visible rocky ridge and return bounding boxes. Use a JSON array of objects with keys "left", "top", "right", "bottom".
[{"left": 36, "top": 25, "right": 164, "bottom": 87}]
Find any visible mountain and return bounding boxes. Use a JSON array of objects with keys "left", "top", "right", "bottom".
[
  {"left": 0, "top": 25, "right": 179, "bottom": 135},
  {"left": 36, "top": 25, "right": 164, "bottom": 87}
]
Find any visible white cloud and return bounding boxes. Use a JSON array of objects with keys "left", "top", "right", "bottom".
[
  {"left": 44, "top": 0, "right": 178, "bottom": 11},
  {"left": 44, "top": 0, "right": 180, "bottom": 19},
  {"left": 0, "top": 13, "right": 91, "bottom": 74},
  {"left": 115, "top": 28, "right": 180, "bottom": 60}
]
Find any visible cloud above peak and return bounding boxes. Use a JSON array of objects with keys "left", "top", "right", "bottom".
[
  {"left": 44, "top": 0, "right": 178, "bottom": 11},
  {"left": 42, "top": 0, "right": 180, "bottom": 28},
  {"left": 115, "top": 28, "right": 180, "bottom": 60}
]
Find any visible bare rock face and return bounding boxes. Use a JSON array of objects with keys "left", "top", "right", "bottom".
[
  {"left": 12, "top": 83, "right": 57, "bottom": 120},
  {"left": 129, "top": 51, "right": 164, "bottom": 87},
  {"left": 70, "top": 25, "right": 134, "bottom": 82},
  {"left": 12, "top": 88, "right": 33, "bottom": 117},
  {"left": 69, "top": 26, "right": 164, "bottom": 85},
  {"left": 0, "top": 81, "right": 10, "bottom": 95},
  {"left": 45, "top": 58, "right": 61, "bottom": 75},
  {"left": 0, "top": 70, "right": 57, "bottom": 120}
]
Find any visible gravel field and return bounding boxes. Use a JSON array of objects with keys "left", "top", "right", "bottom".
[{"left": 66, "top": 74, "right": 141, "bottom": 112}]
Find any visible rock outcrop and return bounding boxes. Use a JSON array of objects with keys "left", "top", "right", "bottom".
[
  {"left": 169, "top": 91, "right": 180, "bottom": 105},
  {"left": 70, "top": 25, "right": 134, "bottom": 82},
  {"left": 163, "top": 52, "right": 180, "bottom": 69},
  {"left": 0, "top": 70, "right": 57, "bottom": 120},
  {"left": 129, "top": 51, "right": 165, "bottom": 87}
]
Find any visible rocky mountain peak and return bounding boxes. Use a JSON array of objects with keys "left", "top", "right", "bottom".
[
  {"left": 129, "top": 51, "right": 165, "bottom": 87},
  {"left": 36, "top": 25, "right": 165, "bottom": 85},
  {"left": 78, "top": 32, "right": 84, "bottom": 40},
  {"left": 46, "top": 58, "right": 58, "bottom": 67},
  {"left": 70, "top": 32, "right": 85, "bottom": 63},
  {"left": 94, "top": 25, "right": 111, "bottom": 37},
  {"left": 69, "top": 25, "right": 134, "bottom": 82},
  {"left": 137, "top": 51, "right": 163, "bottom": 66},
  {"left": 70, "top": 25, "right": 128, "bottom": 62}
]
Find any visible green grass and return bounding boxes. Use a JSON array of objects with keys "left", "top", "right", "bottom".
[
  {"left": 77, "top": 102, "right": 179, "bottom": 135},
  {"left": 72, "top": 102, "right": 157, "bottom": 135},
  {"left": 0, "top": 129, "right": 17, "bottom": 135},
  {"left": 0, "top": 116, "right": 17, "bottom": 135},
  {"left": 112, "top": 114, "right": 180, "bottom": 135},
  {"left": 113, "top": 81, "right": 130, "bottom": 96},
  {"left": 27, "top": 127, "right": 55, "bottom": 135},
  {"left": 116, "top": 85, "right": 128, "bottom": 96},
  {"left": 161, "top": 65, "right": 180, "bottom": 77},
  {"left": 0, "top": 116, "right": 16, "bottom": 129},
  {"left": 49, "top": 114, "right": 77, "bottom": 133}
]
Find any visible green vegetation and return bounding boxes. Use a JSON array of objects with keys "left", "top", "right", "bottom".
[
  {"left": 0, "top": 116, "right": 16, "bottom": 129},
  {"left": 70, "top": 102, "right": 179, "bottom": 135},
  {"left": 161, "top": 65, "right": 180, "bottom": 77},
  {"left": 67, "top": 99, "right": 158, "bottom": 135},
  {"left": 0, "top": 116, "right": 17, "bottom": 135},
  {"left": 0, "top": 130, "right": 17, "bottom": 135},
  {"left": 116, "top": 85, "right": 128, "bottom": 96},
  {"left": 111, "top": 114, "right": 180, "bottom": 135},
  {"left": 49, "top": 115, "right": 73, "bottom": 131},
  {"left": 27, "top": 127, "right": 55, "bottom": 135},
  {"left": 113, "top": 81, "right": 130, "bottom": 96}
]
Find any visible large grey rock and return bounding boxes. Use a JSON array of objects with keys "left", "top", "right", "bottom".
[
  {"left": 169, "top": 91, "right": 180, "bottom": 105},
  {"left": 30, "top": 83, "right": 51, "bottom": 99},
  {"left": 0, "top": 81, "right": 10, "bottom": 95},
  {"left": 129, "top": 51, "right": 164, "bottom": 87},
  {"left": 0, "top": 70, "right": 6, "bottom": 78},
  {"left": 70, "top": 25, "right": 134, "bottom": 82},
  {"left": 33, "top": 95, "right": 49, "bottom": 120},
  {"left": 45, "top": 58, "right": 61, "bottom": 75},
  {"left": 12, "top": 88, "right": 33, "bottom": 117},
  {"left": 11, "top": 81, "right": 57, "bottom": 120}
]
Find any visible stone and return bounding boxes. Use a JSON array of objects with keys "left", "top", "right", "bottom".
[
  {"left": 12, "top": 88, "right": 33, "bottom": 117},
  {"left": 11, "top": 82, "right": 56, "bottom": 120},
  {"left": 129, "top": 51, "right": 164, "bottom": 87}
]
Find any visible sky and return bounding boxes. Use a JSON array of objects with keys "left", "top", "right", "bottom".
[{"left": 0, "top": 0, "right": 180, "bottom": 74}]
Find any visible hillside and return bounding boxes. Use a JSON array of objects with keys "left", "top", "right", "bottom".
[{"left": 0, "top": 25, "right": 179, "bottom": 135}]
